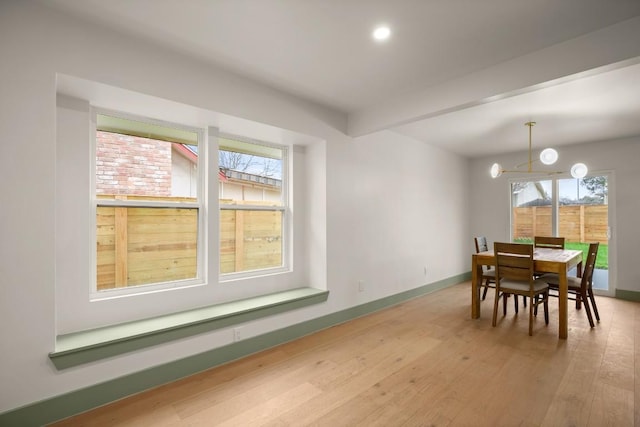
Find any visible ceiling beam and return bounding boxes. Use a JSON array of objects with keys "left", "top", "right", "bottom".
[{"left": 347, "top": 16, "right": 640, "bottom": 138}]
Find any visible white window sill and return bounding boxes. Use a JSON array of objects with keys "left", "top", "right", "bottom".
[{"left": 49, "top": 287, "right": 328, "bottom": 369}]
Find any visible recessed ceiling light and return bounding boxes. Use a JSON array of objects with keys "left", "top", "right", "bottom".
[{"left": 372, "top": 26, "right": 391, "bottom": 41}]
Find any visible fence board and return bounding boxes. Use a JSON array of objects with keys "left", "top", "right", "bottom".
[
  {"left": 96, "top": 204, "right": 199, "bottom": 290},
  {"left": 97, "top": 199, "right": 283, "bottom": 288},
  {"left": 513, "top": 204, "right": 608, "bottom": 243}
]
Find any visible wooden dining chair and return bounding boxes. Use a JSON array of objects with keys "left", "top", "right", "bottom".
[
  {"left": 534, "top": 236, "right": 565, "bottom": 250},
  {"left": 493, "top": 242, "right": 549, "bottom": 336},
  {"left": 474, "top": 237, "right": 527, "bottom": 309},
  {"left": 539, "top": 242, "right": 600, "bottom": 328},
  {"left": 474, "top": 236, "right": 495, "bottom": 300},
  {"left": 533, "top": 236, "right": 565, "bottom": 278}
]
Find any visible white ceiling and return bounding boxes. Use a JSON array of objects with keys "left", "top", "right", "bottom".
[
  {"left": 42, "top": 0, "right": 640, "bottom": 157},
  {"left": 393, "top": 61, "right": 640, "bottom": 157}
]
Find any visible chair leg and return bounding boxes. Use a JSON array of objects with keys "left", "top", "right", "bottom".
[
  {"left": 503, "top": 293, "right": 508, "bottom": 316},
  {"left": 528, "top": 301, "right": 534, "bottom": 336},
  {"left": 588, "top": 288, "right": 600, "bottom": 322},
  {"left": 492, "top": 291, "right": 500, "bottom": 327},
  {"left": 514, "top": 294, "right": 519, "bottom": 314},
  {"left": 543, "top": 292, "right": 549, "bottom": 325},
  {"left": 580, "top": 290, "right": 595, "bottom": 328},
  {"left": 522, "top": 296, "right": 527, "bottom": 308},
  {"left": 482, "top": 279, "right": 489, "bottom": 300}
]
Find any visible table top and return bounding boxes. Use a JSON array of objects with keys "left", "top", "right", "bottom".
[{"left": 475, "top": 247, "right": 582, "bottom": 263}]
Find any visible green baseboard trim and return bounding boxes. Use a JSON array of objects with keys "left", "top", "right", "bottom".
[
  {"left": 50, "top": 287, "right": 329, "bottom": 370},
  {"left": 615, "top": 289, "right": 640, "bottom": 302},
  {"left": 1, "top": 273, "right": 466, "bottom": 426}
]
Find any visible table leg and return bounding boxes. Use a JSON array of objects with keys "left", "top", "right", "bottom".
[
  {"left": 558, "top": 267, "right": 568, "bottom": 339},
  {"left": 472, "top": 254, "right": 480, "bottom": 319}
]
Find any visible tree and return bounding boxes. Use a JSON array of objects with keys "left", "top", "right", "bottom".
[
  {"left": 219, "top": 150, "right": 279, "bottom": 178},
  {"left": 581, "top": 176, "right": 607, "bottom": 203}
]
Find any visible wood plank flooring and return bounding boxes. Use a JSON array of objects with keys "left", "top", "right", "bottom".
[{"left": 50, "top": 282, "right": 639, "bottom": 426}]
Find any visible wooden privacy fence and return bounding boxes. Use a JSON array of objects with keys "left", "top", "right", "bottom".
[
  {"left": 220, "top": 209, "right": 282, "bottom": 274},
  {"left": 96, "top": 205, "right": 198, "bottom": 290},
  {"left": 97, "top": 198, "right": 281, "bottom": 290},
  {"left": 512, "top": 205, "right": 608, "bottom": 243}
]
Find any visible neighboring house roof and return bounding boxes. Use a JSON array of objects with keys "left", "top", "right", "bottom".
[
  {"left": 518, "top": 198, "right": 551, "bottom": 207},
  {"left": 172, "top": 144, "right": 281, "bottom": 188},
  {"left": 173, "top": 144, "right": 197, "bottom": 163},
  {"left": 222, "top": 169, "right": 281, "bottom": 189}
]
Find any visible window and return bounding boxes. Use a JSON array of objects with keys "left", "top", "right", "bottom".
[
  {"left": 511, "top": 179, "right": 553, "bottom": 240},
  {"left": 510, "top": 175, "right": 611, "bottom": 291},
  {"left": 57, "top": 81, "right": 323, "bottom": 334},
  {"left": 218, "top": 135, "right": 287, "bottom": 276},
  {"left": 93, "top": 111, "right": 204, "bottom": 296}
]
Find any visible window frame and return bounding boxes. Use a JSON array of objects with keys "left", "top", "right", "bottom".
[
  {"left": 508, "top": 172, "right": 614, "bottom": 295},
  {"left": 218, "top": 132, "right": 290, "bottom": 281},
  {"left": 90, "top": 108, "right": 207, "bottom": 300}
]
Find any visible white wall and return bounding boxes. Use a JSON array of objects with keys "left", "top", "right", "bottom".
[
  {"left": 220, "top": 181, "right": 281, "bottom": 203},
  {"left": 0, "top": 1, "right": 469, "bottom": 413},
  {"left": 469, "top": 136, "right": 640, "bottom": 293},
  {"left": 330, "top": 130, "right": 470, "bottom": 300},
  {"left": 171, "top": 151, "right": 198, "bottom": 198}
]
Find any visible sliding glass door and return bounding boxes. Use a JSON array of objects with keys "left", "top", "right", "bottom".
[
  {"left": 510, "top": 175, "right": 611, "bottom": 293},
  {"left": 511, "top": 179, "right": 553, "bottom": 241}
]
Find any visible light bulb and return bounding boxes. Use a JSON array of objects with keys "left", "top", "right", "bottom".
[
  {"left": 570, "top": 163, "right": 588, "bottom": 179},
  {"left": 490, "top": 163, "right": 503, "bottom": 178},
  {"left": 539, "top": 148, "right": 558, "bottom": 165},
  {"left": 372, "top": 26, "right": 391, "bottom": 41}
]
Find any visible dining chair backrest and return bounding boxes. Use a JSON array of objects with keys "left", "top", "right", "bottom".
[
  {"left": 474, "top": 236, "right": 489, "bottom": 253},
  {"left": 494, "top": 242, "right": 535, "bottom": 284},
  {"left": 534, "top": 236, "right": 565, "bottom": 250},
  {"left": 474, "top": 236, "right": 498, "bottom": 301},
  {"left": 493, "top": 242, "right": 549, "bottom": 336},
  {"left": 581, "top": 242, "right": 600, "bottom": 290}
]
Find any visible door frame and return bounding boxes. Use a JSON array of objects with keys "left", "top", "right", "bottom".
[{"left": 508, "top": 170, "right": 615, "bottom": 296}]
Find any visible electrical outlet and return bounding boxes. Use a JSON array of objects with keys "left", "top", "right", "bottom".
[
  {"left": 358, "top": 280, "right": 365, "bottom": 292},
  {"left": 233, "top": 327, "right": 242, "bottom": 342}
]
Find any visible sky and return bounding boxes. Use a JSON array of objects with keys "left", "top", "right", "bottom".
[{"left": 535, "top": 176, "right": 605, "bottom": 201}]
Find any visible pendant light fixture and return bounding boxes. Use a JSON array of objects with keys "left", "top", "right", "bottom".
[{"left": 490, "top": 121, "right": 587, "bottom": 179}]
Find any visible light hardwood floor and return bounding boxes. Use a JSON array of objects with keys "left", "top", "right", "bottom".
[{"left": 51, "top": 282, "right": 640, "bottom": 426}]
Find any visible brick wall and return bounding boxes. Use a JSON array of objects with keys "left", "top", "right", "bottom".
[{"left": 96, "top": 131, "right": 172, "bottom": 196}]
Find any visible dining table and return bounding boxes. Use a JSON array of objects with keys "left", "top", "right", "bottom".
[{"left": 471, "top": 246, "right": 583, "bottom": 339}]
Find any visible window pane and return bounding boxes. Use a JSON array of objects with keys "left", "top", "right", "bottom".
[
  {"left": 96, "top": 114, "right": 198, "bottom": 200},
  {"left": 95, "top": 113, "right": 201, "bottom": 292},
  {"left": 511, "top": 180, "right": 552, "bottom": 242},
  {"left": 97, "top": 206, "right": 198, "bottom": 290},
  {"left": 219, "top": 136, "right": 286, "bottom": 276},
  {"left": 219, "top": 137, "right": 283, "bottom": 206},
  {"left": 220, "top": 210, "right": 283, "bottom": 274},
  {"left": 558, "top": 176, "right": 609, "bottom": 275}
]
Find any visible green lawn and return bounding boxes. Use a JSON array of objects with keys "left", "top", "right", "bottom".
[
  {"left": 513, "top": 238, "right": 608, "bottom": 269},
  {"left": 566, "top": 242, "right": 608, "bottom": 270}
]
